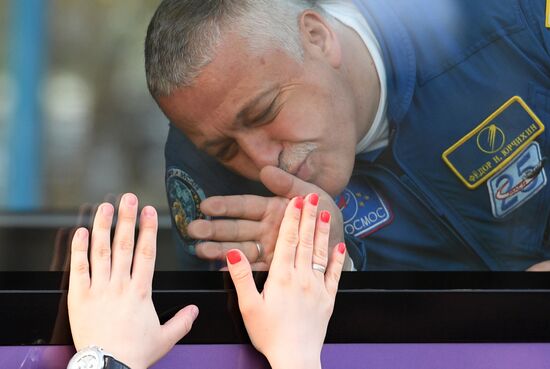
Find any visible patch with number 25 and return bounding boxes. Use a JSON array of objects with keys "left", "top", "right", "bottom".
[{"left": 488, "top": 142, "right": 547, "bottom": 218}]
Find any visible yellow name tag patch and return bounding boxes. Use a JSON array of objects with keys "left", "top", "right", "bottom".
[
  {"left": 546, "top": 0, "right": 550, "bottom": 28},
  {"left": 442, "top": 96, "right": 545, "bottom": 190}
]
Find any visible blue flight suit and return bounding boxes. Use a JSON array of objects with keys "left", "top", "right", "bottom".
[{"left": 164, "top": 0, "right": 550, "bottom": 270}]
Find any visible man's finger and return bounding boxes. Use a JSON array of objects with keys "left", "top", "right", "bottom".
[
  {"left": 527, "top": 260, "right": 550, "bottom": 271},
  {"left": 260, "top": 165, "right": 317, "bottom": 199},
  {"left": 188, "top": 219, "right": 262, "bottom": 242},
  {"left": 200, "top": 195, "right": 269, "bottom": 220}
]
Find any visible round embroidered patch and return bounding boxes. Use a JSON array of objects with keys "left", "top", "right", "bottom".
[{"left": 166, "top": 168, "right": 209, "bottom": 254}]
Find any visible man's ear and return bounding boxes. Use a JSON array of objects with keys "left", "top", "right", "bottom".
[{"left": 299, "top": 10, "right": 342, "bottom": 68}]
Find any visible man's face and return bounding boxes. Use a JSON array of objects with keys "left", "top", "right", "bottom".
[{"left": 157, "top": 31, "right": 359, "bottom": 196}]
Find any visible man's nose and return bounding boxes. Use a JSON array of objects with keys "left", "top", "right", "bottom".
[{"left": 235, "top": 130, "right": 280, "bottom": 170}]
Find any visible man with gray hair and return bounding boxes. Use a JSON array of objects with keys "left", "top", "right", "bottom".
[{"left": 145, "top": 0, "right": 550, "bottom": 271}]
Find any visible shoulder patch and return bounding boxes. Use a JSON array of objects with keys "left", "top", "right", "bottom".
[
  {"left": 166, "top": 168, "right": 208, "bottom": 253},
  {"left": 487, "top": 141, "right": 547, "bottom": 218},
  {"left": 442, "top": 96, "right": 545, "bottom": 189},
  {"left": 336, "top": 180, "right": 393, "bottom": 238}
]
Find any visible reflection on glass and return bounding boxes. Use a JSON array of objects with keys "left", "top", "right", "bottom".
[{"left": 1, "top": 1, "right": 549, "bottom": 272}]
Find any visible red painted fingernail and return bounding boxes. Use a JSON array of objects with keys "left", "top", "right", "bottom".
[
  {"left": 294, "top": 196, "right": 304, "bottom": 209},
  {"left": 320, "top": 210, "right": 331, "bottom": 223},
  {"left": 309, "top": 193, "right": 319, "bottom": 206},
  {"left": 227, "top": 250, "right": 241, "bottom": 264},
  {"left": 338, "top": 242, "right": 346, "bottom": 254}
]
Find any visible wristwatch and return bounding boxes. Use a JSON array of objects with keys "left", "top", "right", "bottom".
[{"left": 67, "top": 346, "right": 131, "bottom": 369}]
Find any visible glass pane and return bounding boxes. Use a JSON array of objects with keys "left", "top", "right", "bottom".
[{"left": 0, "top": 0, "right": 180, "bottom": 271}]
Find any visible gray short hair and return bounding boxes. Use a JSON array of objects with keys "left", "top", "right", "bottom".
[{"left": 144, "top": 0, "right": 325, "bottom": 97}]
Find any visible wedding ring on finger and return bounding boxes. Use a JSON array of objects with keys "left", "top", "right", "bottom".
[
  {"left": 312, "top": 263, "right": 326, "bottom": 274},
  {"left": 255, "top": 241, "right": 264, "bottom": 261}
]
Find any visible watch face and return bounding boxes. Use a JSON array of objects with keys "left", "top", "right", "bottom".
[
  {"left": 76, "top": 353, "right": 101, "bottom": 369},
  {"left": 68, "top": 348, "right": 104, "bottom": 369}
]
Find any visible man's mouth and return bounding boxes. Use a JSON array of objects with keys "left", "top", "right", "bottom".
[
  {"left": 292, "top": 155, "right": 313, "bottom": 181},
  {"left": 287, "top": 156, "right": 305, "bottom": 176},
  {"left": 279, "top": 143, "right": 317, "bottom": 181}
]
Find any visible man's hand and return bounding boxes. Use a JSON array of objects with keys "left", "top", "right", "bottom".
[
  {"left": 188, "top": 166, "right": 346, "bottom": 269},
  {"left": 527, "top": 261, "right": 550, "bottom": 271},
  {"left": 189, "top": 194, "right": 288, "bottom": 269},
  {"left": 68, "top": 193, "right": 199, "bottom": 369}
]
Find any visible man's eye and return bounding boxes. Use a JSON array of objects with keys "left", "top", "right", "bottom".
[
  {"left": 249, "top": 99, "right": 280, "bottom": 126},
  {"left": 251, "top": 107, "right": 273, "bottom": 125},
  {"left": 215, "top": 143, "right": 238, "bottom": 161}
]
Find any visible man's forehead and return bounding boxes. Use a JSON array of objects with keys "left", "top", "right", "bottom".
[
  {"left": 174, "top": 58, "right": 250, "bottom": 118},
  {"left": 160, "top": 33, "right": 299, "bottom": 129}
]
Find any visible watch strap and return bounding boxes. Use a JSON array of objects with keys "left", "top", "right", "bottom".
[{"left": 104, "top": 355, "right": 131, "bottom": 369}]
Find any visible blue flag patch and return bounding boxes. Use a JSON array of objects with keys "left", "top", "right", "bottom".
[{"left": 335, "top": 180, "right": 393, "bottom": 238}]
